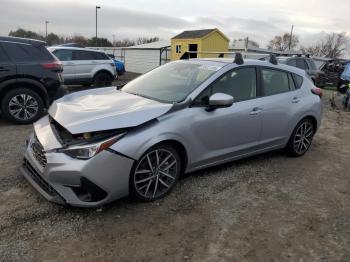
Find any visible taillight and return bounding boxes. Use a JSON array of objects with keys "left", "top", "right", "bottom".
[
  {"left": 41, "top": 59, "right": 62, "bottom": 72},
  {"left": 311, "top": 87, "right": 323, "bottom": 98}
]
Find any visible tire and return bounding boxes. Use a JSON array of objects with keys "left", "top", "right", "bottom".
[
  {"left": 287, "top": 118, "right": 315, "bottom": 157},
  {"left": 92, "top": 72, "right": 113, "bottom": 87},
  {"left": 1, "top": 88, "right": 44, "bottom": 124},
  {"left": 130, "top": 144, "right": 181, "bottom": 202}
]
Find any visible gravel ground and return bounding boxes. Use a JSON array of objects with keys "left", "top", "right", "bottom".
[{"left": 0, "top": 77, "right": 350, "bottom": 261}]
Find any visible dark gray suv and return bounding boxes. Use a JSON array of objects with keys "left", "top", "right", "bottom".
[
  {"left": 277, "top": 56, "right": 324, "bottom": 87},
  {"left": 0, "top": 36, "right": 65, "bottom": 124}
]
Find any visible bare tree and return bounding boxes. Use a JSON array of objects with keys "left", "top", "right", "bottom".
[
  {"left": 301, "top": 32, "right": 349, "bottom": 58},
  {"left": 267, "top": 33, "right": 299, "bottom": 51}
]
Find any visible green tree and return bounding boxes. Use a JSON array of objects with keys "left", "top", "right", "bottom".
[
  {"left": 87, "top": 37, "right": 113, "bottom": 47},
  {"left": 46, "top": 33, "right": 60, "bottom": 46},
  {"left": 9, "top": 28, "right": 44, "bottom": 41}
]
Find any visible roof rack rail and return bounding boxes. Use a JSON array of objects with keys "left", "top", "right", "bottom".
[
  {"left": 269, "top": 54, "right": 278, "bottom": 65},
  {"left": 233, "top": 53, "right": 244, "bottom": 65}
]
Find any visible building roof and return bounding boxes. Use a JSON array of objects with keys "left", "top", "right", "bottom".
[
  {"left": 124, "top": 40, "right": 170, "bottom": 50},
  {"left": 172, "top": 29, "right": 218, "bottom": 39}
]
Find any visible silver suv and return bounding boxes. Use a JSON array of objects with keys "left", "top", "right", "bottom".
[{"left": 48, "top": 47, "right": 116, "bottom": 87}]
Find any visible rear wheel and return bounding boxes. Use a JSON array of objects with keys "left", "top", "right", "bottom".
[
  {"left": 287, "top": 119, "right": 315, "bottom": 156},
  {"left": 130, "top": 144, "right": 181, "bottom": 201},
  {"left": 1, "top": 88, "right": 44, "bottom": 124},
  {"left": 93, "top": 72, "right": 113, "bottom": 87}
]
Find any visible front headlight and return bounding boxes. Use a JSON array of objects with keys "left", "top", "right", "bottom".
[{"left": 58, "top": 133, "right": 125, "bottom": 160}]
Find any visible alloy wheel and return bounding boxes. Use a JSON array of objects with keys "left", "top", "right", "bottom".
[
  {"left": 8, "top": 94, "right": 39, "bottom": 121},
  {"left": 293, "top": 121, "right": 314, "bottom": 155},
  {"left": 134, "top": 149, "right": 178, "bottom": 200}
]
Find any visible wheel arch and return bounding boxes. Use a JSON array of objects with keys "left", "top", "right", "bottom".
[
  {"left": 93, "top": 69, "right": 114, "bottom": 80},
  {"left": 152, "top": 139, "right": 188, "bottom": 175},
  {"left": 0, "top": 78, "right": 50, "bottom": 108}
]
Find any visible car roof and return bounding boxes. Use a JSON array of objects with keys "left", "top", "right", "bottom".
[
  {"left": 188, "top": 58, "right": 306, "bottom": 76},
  {"left": 0, "top": 36, "right": 46, "bottom": 47},
  {"left": 48, "top": 46, "right": 105, "bottom": 53}
]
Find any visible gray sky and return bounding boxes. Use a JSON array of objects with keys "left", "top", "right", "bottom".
[{"left": 1, "top": 0, "right": 350, "bottom": 47}]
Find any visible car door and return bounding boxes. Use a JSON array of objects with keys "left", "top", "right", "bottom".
[
  {"left": 189, "top": 67, "right": 264, "bottom": 167},
  {"left": 0, "top": 43, "right": 16, "bottom": 80},
  {"left": 72, "top": 50, "right": 95, "bottom": 81},
  {"left": 259, "top": 67, "right": 303, "bottom": 147},
  {"left": 52, "top": 49, "right": 75, "bottom": 83}
]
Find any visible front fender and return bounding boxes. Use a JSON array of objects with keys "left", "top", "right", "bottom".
[{"left": 110, "top": 126, "right": 189, "bottom": 162}]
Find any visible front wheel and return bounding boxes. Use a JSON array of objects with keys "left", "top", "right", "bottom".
[
  {"left": 287, "top": 119, "right": 315, "bottom": 156},
  {"left": 130, "top": 144, "right": 181, "bottom": 201},
  {"left": 1, "top": 88, "right": 44, "bottom": 124},
  {"left": 92, "top": 72, "right": 113, "bottom": 87}
]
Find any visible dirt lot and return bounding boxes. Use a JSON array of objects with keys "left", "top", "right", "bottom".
[{"left": 0, "top": 78, "right": 350, "bottom": 261}]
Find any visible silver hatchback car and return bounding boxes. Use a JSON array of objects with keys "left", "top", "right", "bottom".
[{"left": 21, "top": 55, "right": 323, "bottom": 207}]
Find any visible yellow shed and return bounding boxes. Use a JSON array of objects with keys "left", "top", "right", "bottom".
[{"left": 171, "top": 28, "right": 229, "bottom": 60}]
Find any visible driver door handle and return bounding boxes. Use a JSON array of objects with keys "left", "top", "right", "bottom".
[{"left": 250, "top": 107, "right": 262, "bottom": 115}]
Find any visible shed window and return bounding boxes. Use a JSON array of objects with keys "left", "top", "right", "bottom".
[{"left": 176, "top": 45, "right": 182, "bottom": 54}]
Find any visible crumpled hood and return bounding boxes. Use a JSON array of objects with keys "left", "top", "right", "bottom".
[{"left": 48, "top": 87, "right": 172, "bottom": 134}]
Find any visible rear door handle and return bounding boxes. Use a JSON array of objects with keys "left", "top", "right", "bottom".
[
  {"left": 292, "top": 97, "right": 300, "bottom": 103},
  {"left": 250, "top": 107, "right": 262, "bottom": 115}
]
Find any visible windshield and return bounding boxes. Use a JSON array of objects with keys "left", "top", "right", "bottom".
[{"left": 122, "top": 61, "right": 221, "bottom": 103}]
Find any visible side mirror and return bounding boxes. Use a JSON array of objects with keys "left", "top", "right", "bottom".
[{"left": 207, "top": 93, "right": 234, "bottom": 111}]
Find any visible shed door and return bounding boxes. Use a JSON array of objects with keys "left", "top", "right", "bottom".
[{"left": 189, "top": 44, "right": 197, "bottom": 58}]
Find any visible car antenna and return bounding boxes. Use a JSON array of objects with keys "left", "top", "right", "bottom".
[
  {"left": 233, "top": 53, "right": 244, "bottom": 65},
  {"left": 269, "top": 54, "right": 278, "bottom": 65}
]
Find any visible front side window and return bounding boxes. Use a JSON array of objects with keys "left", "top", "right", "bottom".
[
  {"left": 53, "top": 49, "right": 73, "bottom": 61},
  {"left": 262, "top": 68, "right": 290, "bottom": 96},
  {"left": 195, "top": 67, "right": 257, "bottom": 105},
  {"left": 122, "top": 61, "right": 220, "bottom": 103}
]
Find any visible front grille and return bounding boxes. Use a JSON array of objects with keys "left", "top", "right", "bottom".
[
  {"left": 23, "top": 159, "right": 59, "bottom": 197},
  {"left": 30, "top": 135, "right": 47, "bottom": 168}
]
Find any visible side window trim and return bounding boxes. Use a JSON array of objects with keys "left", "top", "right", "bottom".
[{"left": 192, "top": 66, "right": 258, "bottom": 107}]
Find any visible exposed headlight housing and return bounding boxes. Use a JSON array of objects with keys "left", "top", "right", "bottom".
[{"left": 58, "top": 133, "right": 125, "bottom": 160}]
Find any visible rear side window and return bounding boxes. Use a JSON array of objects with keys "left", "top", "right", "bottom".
[
  {"left": 1, "top": 42, "right": 51, "bottom": 62},
  {"left": 53, "top": 49, "right": 73, "bottom": 61},
  {"left": 296, "top": 59, "right": 309, "bottom": 70},
  {"left": 92, "top": 52, "right": 109, "bottom": 60},
  {"left": 261, "top": 68, "right": 290, "bottom": 96},
  {"left": 306, "top": 59, "right": 317, "bottom": 70},
  {"left": 292, "top": 74, "right": 304, "bottom": 89},
  {"left": 287, "top": 59, "right": 297, "bottom": 67},
  {"left": 73, "top": 50, "right": 94, "bottom": 60}
]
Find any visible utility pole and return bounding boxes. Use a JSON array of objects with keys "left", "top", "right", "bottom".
[
  {"left": 289, "top": 25, "right": 294, "bottom": 51},
  {"left": 45, "top": 21, "right": 49, "bottom": 41},
  {"left": 113, "top": 34, "right": 115, "bottom": 46},
  {"left": 96, "top": 6, "right": 101, "bottom": 46}
]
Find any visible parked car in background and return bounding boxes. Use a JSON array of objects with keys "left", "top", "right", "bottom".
[
  {"left": 0, "top": 36, "right": 65, "bottom": 124},
  {"left": 277, "top": 56, "right": 324, "bottom": 87},
  {"left": 21, "top": 56, "right": 322, "bottom": 207},
  {"left": 107, "top": 54, "right": 126, "bottom": 76},
  {"left": 48, "top": 47, "right": 116, "bottom": 87},
  {"left": 58, "top": 43, "right": 85, "bottom": 48}
]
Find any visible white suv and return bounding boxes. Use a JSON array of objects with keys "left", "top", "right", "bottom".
[{"left": 48, "top": 47, "right": 116, "bottom": 87}]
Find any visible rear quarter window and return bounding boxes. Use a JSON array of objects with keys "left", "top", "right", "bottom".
[{"left": 292, "top": 74, "right": 304, "bottom": 89}]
